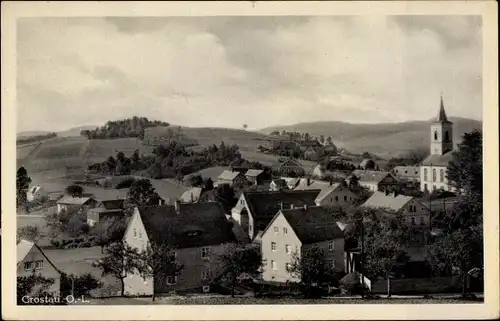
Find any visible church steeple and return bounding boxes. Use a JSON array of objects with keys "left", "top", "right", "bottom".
[
  {"left": 435, "top": 93, "right": 451, "bottom": 123},
  {"left": 430, "top": 93, "right": 454, "bottom": 155}
]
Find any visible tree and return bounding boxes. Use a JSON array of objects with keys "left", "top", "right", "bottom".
[
  {"left": 138, "top": 241, "right": 184, "bottom": 301},
  {"left": 326, "top": 136, "right": 333, "bottom": 145},
  {"left": 17, "top": 225, "right": 41, "bottom": 243},
  {"left": 361, "top": 152, "right": 371, "bottom": 159},
  {"left": 126, "top": 179, "right": 161, "bottom": 207},
  {"left": 65, "top": 184, "right": 84, "bottom": 197},
  {"left": 204, "top": 177, "right": 214, "bottom": 190},
  {"left": 16, "top": 166, "right": 32, "bottom": 209},
  {"left": 92, "top": 241, "right": 143, "bottom": 296},
  {"left": 446, "top": 129, "right": 482, "bottom": 194},
  {"left": 60, "top": 273, "right": 103, "bottom": 297},
  {"left": 319, "top": 135, "right": 325, "bottom": 144},
  {"left": 175, "top": 171, "right": 184, "bottom": 184},
  {"left": 348, "top": 175, "right": 359, "bottom": 190},
  {"left": 91, "top": 218, "right": 126, "bottom": 253},
  {"left": 242, "top": 124, "right": 248, "bottom": 130},
  {"left": 215, "top": 243, "right": 264, "bottom": 297},
  {"left": 131, "top": 149, "right": 140, "bottom": 164},
  {"left": 188, "top": 174, "right": 203, "bottom": 187},
  {"left": 288, "top": 245, "right": 336, "bottom": 297},
  {"left": 17, "top": 275, "right": 56, "bottom": 304}
]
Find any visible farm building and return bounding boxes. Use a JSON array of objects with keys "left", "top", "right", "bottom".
[
  {"left": 86, "top": 199, "right": 125, "bottom": 227},
  {"left": 273, "top": 159, "right": 305, "bottom": 177},
  {"left": 347, "top": 170, "right": 399, "bottom": 192},
  {"left": 56, "top": 196, "right": 97, "bottom": 214},
  {"left": 269, "top": 179, "right": 288, "bottom": 192},
  {"left": 215, "top": 170, "right": 248, "bottom": 187},
  {"left": 244, "top": 169, "right": 267, "bottom": 186}
]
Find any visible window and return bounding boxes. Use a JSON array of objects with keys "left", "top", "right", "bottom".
[
  {"left": 283, "top": 228, "right": 288, "bottom": 235},
  {"left": 201, "top": 247, "right": 210, "bottom": 259},
  {"left": 411, "top": 217, "right": 416, "bottom": 225},
  {"left": 168, "top": 251, "right": 177, "bottom": 262},
  {"left": 24, "top": 261, "right": 33, "bottom": 271},
  {"left": 285, "top": 244, "right": 291, "bottom": 254},
  {"left": 335, "top": 196, "right": 339, "bottom": 202},
  {"left": 445, "top": 131, "right": 450, "bottom": 142},
  {"left": 133, "top": 229, "right": 137, "bottom": 238},
  {"left": 329, "top": 259, "right": 336, "bottom": 269},
  {"left": 271, "top": 242, "right": 276, "bottom": 251},
  {"left": 420, "top": 217, "right": 425, "bottom": 225},
  {"left": 139, "top": 231, "right": 142, "bottom": 239},
  {"left": 166, "top": 276, "right": 177, "bottom": 285},
  {"left": 34, "top": 260, "right": 43, "bottom": 269},
  {"left": 202, "top": 267, "right": 211, "bottom": 280},
  {"left": 440, "top": 169, "right": 444, "bottom": 182},
  {"left": 432, "top": 169, "right": 437, "bottom": 182},
  {"left": 344, "top": 196, "right": 347, "bottom": 201},
  {"left": 274, "top": 227, "right": 279, "bottom": 234},
  {"left": 328, "top": 241, "right": 334, "bottom": 251},
  {"left": 286, "top": 263, "right": 292, "bottom": 273},
  {"left": 424, "top": 168, "right": 428, "bottom": 182},
  {"left": 271, "top": 260, "right": 277, "bottom": 270}
]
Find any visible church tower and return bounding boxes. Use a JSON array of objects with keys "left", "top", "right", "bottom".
[{"left": 430, "top": 94, "right": 454, "bottom": 155}]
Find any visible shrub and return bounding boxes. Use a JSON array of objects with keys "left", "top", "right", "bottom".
[
  {"left": 61, "top": 273, "right": 103, "bottom": 297},
  {"left": 80, "top": 242, "right": 91, "bottom": 248},
  {"left": 115, "top": 178, "right": 136, "bottom": 189},
  {"left": 50, "top": 239, "right": 60, "bottom": 248},
  {"left": 80, "top": 223, "right": 90, "bottom": 234}
]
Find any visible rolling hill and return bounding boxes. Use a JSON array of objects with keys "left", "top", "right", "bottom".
[{"left": 259, "top": 117, "right": 482, "bottom": 158}]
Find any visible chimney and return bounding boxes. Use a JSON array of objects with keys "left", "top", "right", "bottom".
[
  {"left": 290, "top": 204, "right": 295, "bottom": 209},
  {"left": 174, "top": 200, "right": 181, "bottom": 214},
  {"left": 303, "top": 204, "right": 308, "bottom": 211},
  {"left": 280, "top": 201, "right": 284, "bottom": 210}
]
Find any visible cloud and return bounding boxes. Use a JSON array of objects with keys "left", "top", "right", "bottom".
[{"left": 16, "top": 15, "right": 482, "bottom": 132}]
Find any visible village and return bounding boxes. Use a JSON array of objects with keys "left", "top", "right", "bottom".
[{"left": 16, "top": 99, "right": 484, "bottom": 305}]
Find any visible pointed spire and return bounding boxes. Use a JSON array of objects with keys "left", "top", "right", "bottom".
[{"left": 436, "top": 93, "right": 449, "bottom": 122}]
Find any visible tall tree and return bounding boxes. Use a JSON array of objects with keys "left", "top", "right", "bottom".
[
  {"left": 17, "top": 225, "right": 41, "bottom": 243},
  {"left": 65, "top": 184, "right": 84, "bottom": 197},
  {"left": 126, "top": 179, "right": 161, "bottom": 208},
  {"left": 92, "top": 242, "right": 143, "bottom": 296},
  {"left": 326, "top": 136, "right": 333, "bottom": 145},
  {"left": 138, "top": 241, "right": 184, "bottom": 301},
  {"left": 215, "top": 243, "right": 264, "bottom": 297},
  {"left": 17, "top": 275, "right": 56, "bottom": 304},
  {"left": 16, "top": 166, "right": 32, "bottom": 209},
  {"left": 289, "top": 245, "right": 335, "bottom": 297}
]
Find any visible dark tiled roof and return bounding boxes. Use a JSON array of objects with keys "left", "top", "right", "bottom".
[
  {"left": 280, "top": 206, "right": 344, "bottom": 244},
  {"left": 136, "top": 202, "right": 236, "bottom": 249},
  {"left": 244, "top": 190, "right": 321, "bottom": 219},
  {"left": 99, "top": 199, "right": 125, "bottom": 210},
  {"left": 421, "top": 151, "right": 454, "bottom": 167}
]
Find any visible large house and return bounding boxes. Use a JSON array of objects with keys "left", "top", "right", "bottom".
[
  {"left": 420, "top": 96, "right": 457, "bottom": 192},
  {"left": 260, "top": 205, "right": 345, "bottom": 283},
  {"left": 215, "top": 170, "right": 248, "bottom": 187},
  {"left": 56, "top": 196, "right": 96, "bottom": 214},
  {"left": 347, "top": 170, "right": 399, "bottom": 192},
  {"left": 361, "top": 191, "right": 431, "bottom": 229},
  {"left": 231, "top": 190, "right": 321, "bottom": 241},
  {"left": 123, "top": 202, "right": 237, "bottom": 295},
  {"left": 273, "top": 159, "right": 305, "bottom": 176},
  {"left": 86, "top": 199, "right": 125, "bottom": 227},
  {"left": 393, "top": 166, "right": 421, "bottom": 182},
  {"left": 294, "top": 180, "right": 358, "bottom": 207},
  {"left": 17, "top": 240, "right": 61, "bottom": 296}
]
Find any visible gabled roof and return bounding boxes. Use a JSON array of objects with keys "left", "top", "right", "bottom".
[
  {"left": 56, "top": 196, "right": 93, "bottom": 205},
  {"left": 276, "top": 206, "right": 344, "bottom": 244},
  {"left": 315, "top": 183, "right": 346, "bottom": 203},
  {"left": 97, "top": 199, "right": 125, "bottom": 210},
  {"left": 351, "top": 170, "right": 392, "bottom": 184},
  {"left": 361, "top": 191, "right": 414, "bottom": 212},
  {"left": 421, "top": 151, "right": 454, "bottom": 167},
  {"left": 180, "top": 187, "right": 203, "bottom": 203},
  {"left": 135, "top": 203, "right": 236, "bottom": 249},
  {"left": 278, "top": 159, "right": 303, "bottom": 168},
  {"left": 281, "top": 177, "right": 300, "bottom": 188},
  {"left": 17, "top": 240, "right": 61, "bottom": 274},
  {"left": 243, "top": 190, "right": 321, "bottom": 220},
  {"left": 218, "top": 170, "right": 243, "bottom": 181},
  {"left": 245, "top": 169, "right": 264, "bottom": 177}
]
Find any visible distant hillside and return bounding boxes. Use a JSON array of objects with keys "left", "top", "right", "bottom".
[
  {"left": 260, "top": 117, "right": 482, "bottom": 159},
  {"left": 58, "top": 126, "right": 98, "bottom": 137}
]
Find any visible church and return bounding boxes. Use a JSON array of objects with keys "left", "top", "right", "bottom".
[{"left": 419, "top": 95, "right": 457, "bottom": 192}]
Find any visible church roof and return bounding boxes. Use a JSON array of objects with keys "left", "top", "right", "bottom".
[
  {"left": 421, "top": 151, "right": 454, "bottom": 167},
  {"left": 434, "top": 95, "right": 452, "bottom": 124}
]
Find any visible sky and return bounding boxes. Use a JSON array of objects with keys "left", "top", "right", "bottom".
[{"left": 16, "top": 15, "right": 482, "bottom": 132}]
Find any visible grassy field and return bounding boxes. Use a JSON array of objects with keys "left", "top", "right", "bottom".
[{"left": 183, "top": 166, "right": 228, "bottom": 182}]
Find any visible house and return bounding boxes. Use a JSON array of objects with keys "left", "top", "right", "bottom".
[
  {"left": 312, "top": 164, "right": 349, "bottom": 180},
  {"left": 295, "top": 180, "right": 358, "bottom": 207},
  {"left": 303, "top": 147, "right": 317, "bottom": 160},
  {"left": 17, "top": 240, "right": 61, "bottom": 296},
  {"left": 123, "top": 202, "right": 237, "bottom": 295},
  {"left": 393, "top": 166, "right": 421, "bottom": 182},
  {"left": 273, "top": 159, "right": 305, "bottom": 177},
  {"left": 359, "top": 159, "right": 376, "bottom": 170},
  {"left": 86, "top": 199, "right": 125, "bottom": 227},
  {"left": 260, "top": 205, "right": 345, "bottom": 283},
  {"left": 215, "top": 170, "right": 248, "bottom": 187},
  {"left": 361, "top": 191, "right": 431, "bottom": 229},
  {"left": 56, "top": 196, "right": 96, "bottom": 214},
  {"left": 420, "top": 96, "right": 457, "bottom": 193},
  {"left": 244, "top": 169, "right": 266, "bottom": 186},
  {"left": 26, "top": 183, "right": 64, "bottom": 202},
  {"left": 269, "top": 179, "right": 288, "bottom": 191},
  {"left": 230, "top": 190, "right": 321, "bottom": 240},
  {"left": 347, "top": 170, "right": 399, "bottom": 192}
]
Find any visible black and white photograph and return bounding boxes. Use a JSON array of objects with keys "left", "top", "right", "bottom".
[{"left": 2, "top": 1, "right": 498, "bottom": 320}]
